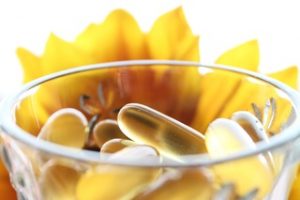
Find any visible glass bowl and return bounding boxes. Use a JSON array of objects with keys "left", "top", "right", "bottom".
[{"left": 0, "top": 60, "right": 300, "bottom": 200}]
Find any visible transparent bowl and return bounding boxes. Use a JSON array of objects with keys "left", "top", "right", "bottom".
[{"left": 0, "top": 60, "right": 300, "bottom": 200}]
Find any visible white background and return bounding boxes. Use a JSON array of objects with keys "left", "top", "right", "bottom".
[{"left": 0, "top": 0, "right": 300, "bottom": 97}]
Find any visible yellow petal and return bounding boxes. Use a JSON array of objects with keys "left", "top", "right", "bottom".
[
  {"left": 42, "top": 34, "right": 95, "bottom": 74},
  {"left": 220, "top": 66, "right": 298, "bottom": 132},
  {"left": 175, "top": 36, "right": 199, "bottom": 60},
  {"left": 74, "top": 23, "right": 97, "bottom": 47},
  {"left": 217, "top": 78, "right": 259, "bottom": 118},
  {"left": 191, "top": 71, "right": 242, "bottom": 132},
  {"left": 16, "top": 47, "right": 41, "bottom": 83},
  {"left": 148, "top": 7, "right": 199, "bottom": 60},
  {"left": 75, "top": 9, "right": 147, "bottom": 61},
  {"left": 218, "top": 78, "right": 293, "bottom": 134},
  {"left": 16, "top": 95, "right": 48, "bottom": 135},
  {"left": 269, "top": 99, "right": 294, "bottom": 134},
  {"left": 163, "top": 67, "right": 202, "bottom": 124},
  {"left": 216, "top": 40, "right": 259, "bottom": 71},
  {"left": 192, "top": 40, "right": 260, "bottom": 131},
  {"left": 16, "top": 69, "right": 118, "bottom": 136},
  {"left": 268, "top": 66, "right": 298, "bottom": 89}
]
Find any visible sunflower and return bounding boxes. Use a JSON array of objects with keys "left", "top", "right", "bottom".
[
  {"left": 0, "top": 6, "right": 298, "bottom": 200},
  {"left": 15, "top": 7, "right": 201, "bottom": 136}
]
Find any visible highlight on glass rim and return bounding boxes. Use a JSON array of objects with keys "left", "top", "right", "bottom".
[{"left": 0, "top": 3, "right": 300, "bottom": 200}]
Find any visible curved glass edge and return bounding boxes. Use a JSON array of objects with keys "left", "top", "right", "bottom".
[{"left": 0, "top": 60, "right": 300, "bottom": 167}]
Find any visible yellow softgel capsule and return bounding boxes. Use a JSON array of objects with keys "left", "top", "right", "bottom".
[
  {"left": 76, "top": 145, "right": 161, "bottom": 200},
  {"left": 106, "top": 144, "right": 160, "bottom": 164},
  {"left": 38, "top": 108, "right": 88, "bottom": 148},
  {"left": 101, "top": 138, "right": 138, "bottom": 153},
  {"left": 93, "top": 119, "right": 128, "bottom": 148},
  {"left": 232, "top": 111, "right": 275, "bottom": 171},
  {"left": 231, "top": 111, "right": 269, "bottom": 142},
  {"left": 205, "top": 118, "right": 273, "bottom": 198},
  {"left": 134, "top": 169, "right": 214, "bottom": 200},
  {"left": 118, "top": 103, "right": 206, "bottom": 159},
  {"left": 39, "top": 160, "right": 81, "bottom": 200}
]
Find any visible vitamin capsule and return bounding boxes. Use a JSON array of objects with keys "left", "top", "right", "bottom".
[
  {"left": 134, "top": 169, "right": 214, "bottom": 200},
  {"left": 107, "top": 145, "right": 160, "bottom": 163},
  {"left": 38, "top": 108, "right": 88, "bottom": 148},
  {"left": 39, "top": 160, "right": 81, "bottom": 200},
  {"left": 100, "top": 138, "right": 137, "bottom": 153},
  {"left": 93, "top": 119, "right": 128, "bottom": 148},
  {"left": 231, "top": 111, "right": 268, "bottom": 142},
  {"left": 232, "top": 111, "right": 275, "bottom": 169},
  {"left": 76, "top": 145, "right": 161, "bottom": 200},
  {"left": 118, "top": 103, "right": 206, "bottom": 159},
  {"left": 205, "top": 118, "right": 273, "bottom": 198}
]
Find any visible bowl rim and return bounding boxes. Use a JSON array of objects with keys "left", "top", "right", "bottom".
[{"left": 1, "top": 59, "right": 300, "bottom": 167}]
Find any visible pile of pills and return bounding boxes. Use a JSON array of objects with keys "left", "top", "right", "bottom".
[{"left": 35, "top": 99, "right": 276, "bottom": 199}]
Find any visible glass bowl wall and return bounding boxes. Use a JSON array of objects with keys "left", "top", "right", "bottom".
[{"left": 1, "top": 60, "right": 300, "bottom": 200}]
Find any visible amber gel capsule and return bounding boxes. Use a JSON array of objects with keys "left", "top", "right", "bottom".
[
  {"left": 93, "top": 119, "right": 128, "bottom": 148},
  {"left": 118, "top": 103, "right": 206, "bottom": 159},
  {"left": 100, "top": 138, "right": 136, "bottom": 153}
]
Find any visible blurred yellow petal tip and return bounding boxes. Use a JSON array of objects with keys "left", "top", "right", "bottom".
[
  {"left": 148, "top": 6, "right": 198, "bottom": 60},
  {"left": 155, "top": 6, "right": 189, "bottom": 31},
  {"left": 43, "top": 32, "right": 95, "bottom": 73},
  {"left": 107, "top": 9, "right": 134, "bottom": 19},
  {"left": 16, "top": 47, "right": 41, "bottom": 83},
  {"left": 16, "top": 47, "right": 39, "bottom": 68},
  {"left": 45, "top": 33, "right": 66, "bottom": 48},
  {"left": 269, "top": 66, "right": 298, "bottom": 89},
  {"left": 43, "top": 33, "right": 69, "bottom": 56},
  {"left": 216, "top": 40, "right": 259, "bottom": 71},
  {"left": 166, "top": 6, "right": 185, "bottom": 20}
]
